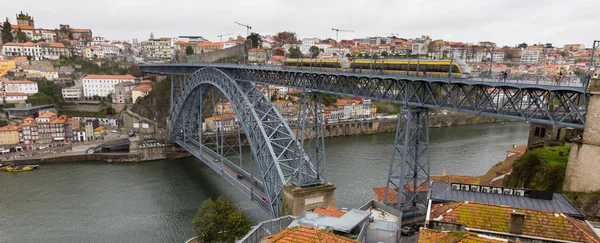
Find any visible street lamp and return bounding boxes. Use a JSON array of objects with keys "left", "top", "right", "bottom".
[
  {"left": 478, "top": 45, "right": 495, "bottom": 78},
  {"left": 585, "top": 40, "right": 599, "bottom": 88}
]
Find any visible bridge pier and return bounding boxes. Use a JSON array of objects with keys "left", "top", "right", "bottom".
[
  {"left": 384, "top": 108, "right": 430, "bottom": 212},
  {"left": 564, "top": 70, "right": 600, "bottom": 192},
  {"left": 281, "top": 183, "right": 336, "bottom": 216}
]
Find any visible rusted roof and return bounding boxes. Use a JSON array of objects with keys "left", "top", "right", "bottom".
[
  {"left": 313, "top": 206, "right": 346, "bottom": 218},
  {"left": 261, "top": 225, "right": 358, "bottom": 243},
  {"left": 418, "top": 229, "right": 506, "bottom": 243},
  {"left": 429, "top": 201, "right": 600, "bottom": 243},
  {"left": 205, "top": 115, "right": 234, "bottom": 121},
  {"left": 431, "top": 175, "right": 479, "bottom": 184},
  {"left": 506, "top": 144, "right": 527, "bottom": 154},
  {"left": 0, "top": 126, "right": 19, "bottom": 131}
]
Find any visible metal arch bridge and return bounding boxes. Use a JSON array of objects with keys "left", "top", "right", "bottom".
[{"left": 140, "top": 63, "right": 588, "bottom": 218}]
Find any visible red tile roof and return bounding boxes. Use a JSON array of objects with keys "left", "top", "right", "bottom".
[
  {"left": 249, "top": 48, "right": 266, "bottom": 52},
  {"left": 83, "top": 74, "right": 136, "bottom": 80},
  {"left": 5, "top": 92, "right": 27, "bottom": 96},
  {"left": 0, "top": 126, "right": 19, "bottom": 131},
  {"left": 430, "top": 201, "right": 600, "bottom": 243},
  {"left": 197, "top": 42, "right": 223, "bottom": 47},
  {"left": 431, "top": 175, "right": 478, "bottom": 184},
  {"left": 3, "top": 80, "right": 36, "bottom": 84},
  {"left": 205, "top": 115, "right": 234, "bottom": 121},
  {"left": 11, "top": 24, "right": 34, "bottom": 30},
  {"left": 38, "top": 112, "right": 57, "bottom": 118},
  {"left": 261, "top": 225, "right": 358, "bottom": 243},
  {"left": 313, "top": 206, "right": 346, "bottom": 218},
  {"left": 132, "top": 84, "right": 152, "bottom": 92}
]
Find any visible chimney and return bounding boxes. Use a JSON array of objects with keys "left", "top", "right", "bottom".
[
  {"left": 509, "top": 211, "right": 525, "bottom": 234},
  {"left": 443, "top": 169, "right": 446, "bottom": 176}
]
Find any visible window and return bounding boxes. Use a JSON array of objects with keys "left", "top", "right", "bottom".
[{"left": 534, "top": 127, "right": 546, "bottom": 137}]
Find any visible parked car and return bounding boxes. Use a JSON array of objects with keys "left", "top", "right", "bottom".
[
  {"left": 128, "top": 132, "right": 135, "bottom": 137},
  {"left": 236, "top": 174, "right": 244, "bottom": 179},
  {"left": 401, "top": 226, "right": 415, "bottom": 236},
  {"left": 261, "top": 196, "right": 268, "bottom": 203}
]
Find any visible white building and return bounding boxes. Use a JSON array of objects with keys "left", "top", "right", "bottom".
[
  {"left": 301, "top": 38, "right": 320, "bottom": 54},
  {"left": 325, "top": 46, "right": 351, "bottom": 56},
  {"left": 91, "top": 36, "right": 106, "bottom": 45},
  {"left": 412, "top": 43, "right": 428, "bottom": 55},
  {"left": 142, "top": 38, "right": 172, "bottom": 63},
  {"left": 2, "top": 80, "right": 38, "bottom": 95},
  {"left": 315, "top": 42, "right": 331, "bottom": 53},
  {"left": 521, "top": 48, "right": 541, "bottom": 64},
  {"left": 223, "top": 40, "right": 240, "bottom": 49},
  {"left": 95, "top": 44, "right": 120, "bottom": 57},
  {"left": 62, "top": 86, "right": 83, "bottom": 100},
  {"left": 82, "top": 74, "right": 136, "bottom": 98},
  {"left": 2, "top": 92, "right": 28, "bottom": 103},
  {"left": 1, "top": 42, "right": 69, "bottom": 60}
]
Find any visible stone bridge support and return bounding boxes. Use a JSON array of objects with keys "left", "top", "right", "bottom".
[{"left": 564, "top": 70, "right": 600, "bottom": 192}]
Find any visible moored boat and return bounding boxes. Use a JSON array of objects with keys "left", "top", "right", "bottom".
[{"left": 3, "top": 165, "right": 39, "bottom": 172}]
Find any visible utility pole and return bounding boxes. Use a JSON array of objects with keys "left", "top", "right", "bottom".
[
  {"left": 331, "top": 28, "right": 354, "bottom": 43},
  {"left": 234, "top": 22, "right": 252, "bottom": 37}
]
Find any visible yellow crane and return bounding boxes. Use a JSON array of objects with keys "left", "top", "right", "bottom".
[
  {"left": 218, "top": 33, "right": 233, "bottom": 42},
  {"left": 234, "top": 22, "right": 252, "bottom": 37},
  {"left": 331, "top": 28, "right": 354, "bottom": 42}
]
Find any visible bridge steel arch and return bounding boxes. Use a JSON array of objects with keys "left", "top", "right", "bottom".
[{"left": 170, "top": 68, "right": 322, "bottom": 217}]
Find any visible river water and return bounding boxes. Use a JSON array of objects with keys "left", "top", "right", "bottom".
[{"left": 0, "top": 122, "right": 529, "bottom": 243}]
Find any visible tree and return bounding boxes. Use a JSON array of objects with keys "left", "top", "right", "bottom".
[
  {"left": 26, "top": 55, "right": 32, "bottom": 65},
  {"left": 104, "top": 106, "right": 116, "bottom": 116},
  {"left": 545, "top": 43, "right": 554, "bottom": 48},
  {"left": 517, "top": 42, "right": 528, "bottom": 49},
  {"left": 288, "top": 46, "right": 302, "bottom": 58},
  {"left": 381, "top": 51, "right": 389, "bottom": 58},
  {"left": 309, "top": 46, "right": 320, "bottom": 58},
  {"left": 345, "top": 53, "right": 351, "bottom": 58},
  {"left": 274, "top": 31, "right": 297, "bottom": 45},
  {"left": 320, "top": 94, "right": 339, "bottom": 107},
  {"left": 0, "top": 120, "right": 9, "bottom": 127},
  {"left": 1, "top": 18, "right": 14, "bottom": 43},
  {"left": 322, "top": 38, "right": 336, "bottom": 44},
  {"left": 247, "top": 32, "right": 262, "bottom": 48},
  {"left": 185, "top": 46, "right": 194, "bottom": 55},
  {"left": 192, "top": 196, "right": 250, "bottom": 243},
  {"left": 15, "top": 28, "right": 28, "bottom": 43}
]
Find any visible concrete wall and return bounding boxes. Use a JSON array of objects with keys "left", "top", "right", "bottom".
[
  {"left": 176, "top": 41, "right": 251, "bottom": 63},
  {"left": 138, "top": 146, "right": 167, "bottom": 161},
  {"left": 527, "top": 123, "right": 582, "bottom": 149}
]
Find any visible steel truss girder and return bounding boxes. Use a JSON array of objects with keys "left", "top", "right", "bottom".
[
  {"left": 170, "top": 68, "right": 321, "bottom": 218},
  {"left": 384, "top": 108, "right": 430, "bottom": 212},
  {"left": 142, "top": 65, "right": 587, "bottom": 129},
  {"left": 296, "top": 92, "right": 326, "bottom": 183}
]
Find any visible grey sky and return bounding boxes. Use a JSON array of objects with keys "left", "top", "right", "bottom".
[{"left": 2, "top": 0, "right": 598, "bottom": 47}]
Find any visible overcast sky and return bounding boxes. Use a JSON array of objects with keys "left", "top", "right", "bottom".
[{"left": 2, "top": 0, "right": 598, "bottom": 47}]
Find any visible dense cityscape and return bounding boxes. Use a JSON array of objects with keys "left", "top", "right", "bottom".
[{"left": 1, "top": 4, "right": 600, "bottom": 243}]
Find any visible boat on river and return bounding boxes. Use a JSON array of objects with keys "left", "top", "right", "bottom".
[{"left": 3, "top": 165, "right": 39, "bottom": 172}]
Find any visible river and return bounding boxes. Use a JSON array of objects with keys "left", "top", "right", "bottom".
[{"left": 0, "top": 122, "right": 529, "bottom": 243}]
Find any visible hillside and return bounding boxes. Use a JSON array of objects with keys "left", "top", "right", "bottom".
[
  {"left": 130, "top": 79, "right": 171, "bottom": 129},
  {"left": 505, "top": 145, "right": 570, "bottom": 192}
]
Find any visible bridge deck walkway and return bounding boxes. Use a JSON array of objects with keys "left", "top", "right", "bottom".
[{"left": 175, "top": 139, "right": 271, "bottom": 212}]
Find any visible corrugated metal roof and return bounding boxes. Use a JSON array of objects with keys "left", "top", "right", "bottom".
[
  {"left": 288, "top": 209, "right": 371, "bottom": 233},
  {"left": 429, "top": 182, "right": 584, "bottom": 219}
]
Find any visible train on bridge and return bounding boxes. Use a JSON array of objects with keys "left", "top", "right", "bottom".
[{"left": 282, "top": 58, "right": 473, "bottom": 79}]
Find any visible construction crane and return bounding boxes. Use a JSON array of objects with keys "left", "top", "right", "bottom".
[
  {"left": 217, "top": 33, "right": 233, "bottom": 42},
  {"left": 234, "top": 22, "right": 252, "bottom": 37},
  {"left": 331, "top": 28, "right": 354, "bottom": 42},
  {"left": 378, "top": 32, "right": 400, "bottom": 37}
]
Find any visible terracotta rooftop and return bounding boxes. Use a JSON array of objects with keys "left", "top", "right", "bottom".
[
  {"left": 418, "top": 229, "right": 506, "bottom": 243},
  {"left": 5, "top": 92, "right": 27, "bottom": 96},
  {"left": 83, "top": 74, "right": 136, "bottom": 80},
  {"left": 70, "top": 28, "right": 91, "bottom": 33},
  {"left": 94, "top": 126, "right": 105, "bottom": 131},
  {"left": 11, "top": 24, "right": 34, "bottom": 30},
  {"left": 140, "top": 79, "right": 152, "bottom": 83},
  {"left": 261, "top": 225, "right": 358, "bottom": 243},
  {"left": 313, "top": 206, "right": 346, "bottom": 218},
  {"left": 205, "top": 115, "right": 234, "bottom": 121},
  {"left": 132, "top": 84, "right": 152, "bottom": 92},
  {"left": 3, "top": 80, "right": 36, "bottom": 84},
  {"left": 429, "top": 201, "right": 600, "bottom": 243},
  {"left": 38, "top": 112, "right": 57, "bottom": 118},
  {"left": 372, "top": 186, "right": 399, "bottom": 204},
  {"left": 506, "top": 144, "right": 527, "bottom": 155},
  {"left": 0, "top": 126, "right": 19, "bottom": 131},
  {"left": 249, "top": 48, "right": 266, "bottom": 52},
  {"left": 197, "top": 42, "right": 223, "bottom": 47},
  {"left": 431, "top": 175, "right": 479, "bottom": 184}
]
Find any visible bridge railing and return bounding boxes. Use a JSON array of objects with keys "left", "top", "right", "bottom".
[{"left": 197, "top": 63, "right": 586, "bottom": 88}]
